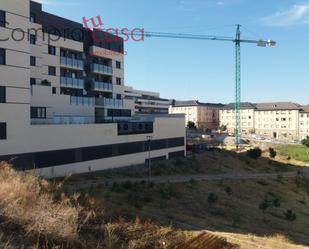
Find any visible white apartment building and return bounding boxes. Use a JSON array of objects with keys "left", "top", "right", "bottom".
[
  {"left": 220, "top": 102, "right": 309, "bottom": 141},
  {"left": 299, "top": 105, "right": 309, "bottom": 140},
  {"left": 0, "top": 1, "right": 186, "bottom": 178},
  {"left": 169, "top": 100, "right": 224, "bottom": 130},
  {"left": 124, "top": 86, "right": 171, "bottom": 115}
]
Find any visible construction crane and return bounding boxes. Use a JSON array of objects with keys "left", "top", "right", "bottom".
[{"left": 137, "top": 24, "right": 276, "bottom": 148}]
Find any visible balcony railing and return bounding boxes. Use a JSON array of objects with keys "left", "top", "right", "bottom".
[
  {"left": 53, "top": 115, "right": 95, "bottom": 125},
  {"left": 60, "top": 57, "right": 84, "bottom": 69},
  {"left": 70, "top": 96, "right": 95, "bottom": 106},
  {"left": 91, "top": 63, "right": 113, "bottom": 74},
  {"left": 96, "top": 98, "right": 124, "bottom": 108},
  {"left": 60, "top": 77, "right": 84, "bottom": 89},
  {"left": 92, "top": 81, "right": 113, "bottom": 92}
]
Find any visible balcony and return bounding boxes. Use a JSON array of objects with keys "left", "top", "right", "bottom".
[
  {"left": 92, "top": 81, "right": 113, "bottom": 92},
  {"left": 60, "top": 57, "right": 84, "bottom": 70},
  {"left": 95, "top": 98, "right": 124, "bottom": 108},
  {"left": 53, "top": 115, "right": 95, "bottom": 125},
  {"left": 60, "top": 77, "right": 84, "bottom": 89},
  {"left": 70, "top": 96, "right": 95, "bottom": 106},
  {"left": 91, "top": 63, "right": 113, "bottom": 75}
]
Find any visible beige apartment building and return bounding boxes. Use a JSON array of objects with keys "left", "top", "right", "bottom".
[
  {"left": 169, "top": 100, "right": 224, "bottom": 130},
  {"left": 220, "top": 102, "right": 309, "bottom": 141},
  {"left": 219, "top": 103, "right": 256, "bottom": 134},
  {"left": 254, "top": 103, "right": 301, "bottom": 140},
  {"left": 0, "top": 0, "right": 186, "bottom": 178}
]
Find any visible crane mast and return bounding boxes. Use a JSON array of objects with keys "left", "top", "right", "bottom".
[
  {"left": 120, "top": 25, "right": 276, "bottom": 148},
  {"left": 235, "top": 24, "right": 241, "bottom": 148}
]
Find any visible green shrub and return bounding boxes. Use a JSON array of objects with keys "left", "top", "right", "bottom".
[
  {"left": 247, "top": 147, "right": 262, "bottom": 159},
  {"left": 284, "top": 209, "right": 296, "bottom": 221},
  {"left": 269, "top": 148, "right": 277, "bottom": 158},
  {"left": 41, "top": 79, "right": 51, "bottom": 86},
  {"left": 272, "top": 197, "right": 281, "bottom": 207},
  {"left": 225, "top": 186, "right": 233, "bottom": 196},
  {"left": 301, "top": 136, "right": 309, "bottom": 147},
  {"left": 208, "top": 193, "right": 218, "bottom": 204}
]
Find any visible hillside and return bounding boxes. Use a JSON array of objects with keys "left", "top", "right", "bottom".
[
  {"left": 64, "top": 149, "right": 309, "bottom": 249},
  {"left": 0, "top": 162, "right": 236, "bottom": 249}
]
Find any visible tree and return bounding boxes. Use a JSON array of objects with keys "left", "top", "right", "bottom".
[
  {"left": 301, "top": 136, "right": 309, "bottom": 147},
  {"left": 187, "top": 121, "right": 196, "bottom": 129},
  {"left": 247, "top": 147, "right": 262, "bottom": 159},
  {"left": 219, "top": 124, "right": 227, "bottom": 132},
  {"left": 269, "top": 148, "right": 277, "bottom": 158},
  {"left": 249, "top": 128, "right": 256, "bottom": 134}
]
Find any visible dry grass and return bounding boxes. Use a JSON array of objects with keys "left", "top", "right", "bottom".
[
  {"left": 0, "top": 162, "right": 80, "bottom": 242},
  {"left": 0, "top": 162, "right": 237, "bottom": 249}
]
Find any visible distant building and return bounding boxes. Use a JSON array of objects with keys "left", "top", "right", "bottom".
[
  {"left": 220, "top": 102, "right": 309, "bottom": 141},
  {"left": 299, "top": 105, "right": 309, "bottom": 140},
  {"left": 169, "top": 100, "right": 224, "bottom": 130},
  {"left": 254, "top": 102, "right": 301, "bottom": 140},
  {"left": 219, "top": 102, "right": 256, "bottom": 134},
  {"left": 124, "top": 86, "right": 171, "bottom": 115}
]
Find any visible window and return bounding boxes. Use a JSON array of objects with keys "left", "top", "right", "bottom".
[
  {"left": 0, "top": 48, "right": 5, "bottom": 65},
  {"left": 52, "top": 87, "right": 56, "bottom": 94},
  {"left": 116, "top": 77, "right": 121, "bottom": 85},
  {"left": 30, "top": 12, "right": 36, "bottom": 23},
  {"left": 48, "top": 66, "right": 56, "bottom": 76},
  {"left": 30, "top": 34, "right": 36, "bottom": 45},
  {"left": 31, "top": 107, "right": 46, "bottom": 119},
  {"left": 116, "top": 94, "right": 121, "bottom": 99},
  {"left": 0, "top": 123, "right": 6, "bottom": 140},
  {"left": 0, "top": 86, "right": 6, "bottom": 103},
  {"left": 30, "top": 56, "right": 36, "bottom": 66},
  {"left": 48, "top": 45, "right": 56, "bottom": 55},
  {"left": 0, "top": 10, "right": 5, "bottom": 27},
  {"left": 116, "top": 61, "right": 121, "bottom": 69},
  {"left": 30, "top": 78, "right": 36, "bottom": 85}
]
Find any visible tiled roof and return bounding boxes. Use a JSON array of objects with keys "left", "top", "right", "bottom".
[
  {"left": 255, "top": 102, "right": 301, "bottom": 111},
  {"left": 221, "top": 102, "right": 256, "bottom": 110},
  {"left": 172, "top": 100, "right": 224, "bottom": 108},
  {"left": 300, "top": 105, "right": 309, "bottom": 113}
]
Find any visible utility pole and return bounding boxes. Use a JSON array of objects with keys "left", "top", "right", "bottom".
[{"left": 146, "top": 135, "right": 153, "bottom": 181}]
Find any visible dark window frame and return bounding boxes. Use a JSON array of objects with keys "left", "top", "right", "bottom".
[
  {"left": 0, "top": 122, "right": 7, "bottom": 140},
  {"left": 30, "top": 56, "right": 36, "bottom": 66},
  {"left": 116, "top": 77, "right": 121, "bottom": 85},
  {"left": 30, "top": 78, "right": 36, "bottom": 85},
  {"left": 0, "top": 48, "right": 6, "bottom": 65},
  {"left": 30, "top": 12, "right": 36, "bottom": 23},
  {"left": 0, "top": 86, "right": 6, "bottom": 103},
  {"left": 116, "top": 61, "right": 121, "bottom": 69},
  {"left": 0, "top": 10, "right": 6, "bottom": 28},
  {"left": 30, "top": 34, "right": 36, "bottom": 45},
  {"left": 48, "top": 66, "right": 56, "bottom": 76},
  {"left": 31, "top": 107, "right": 47, "bottom": 119},
  {"left": 48, "top": 45, "right": 56, "bottom": 55}
]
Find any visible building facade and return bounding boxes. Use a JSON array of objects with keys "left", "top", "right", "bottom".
[
  {"left": 219, "top": 103, "right": 256, "bottom": 134},
  {"left": 0, "top": 0, "right": 186, "bottom": 178},
  {"left": 169, "top": 100, "right": 224, "bottom": 130},
  {"left": 220, "top": 102, "right": 309, "bottom": 141},
  {"left": 124, "top": 86, "right": 170, "bottom": 115},
  {"left": 299, "top": 105, "right": 309, "bottom": 140}
]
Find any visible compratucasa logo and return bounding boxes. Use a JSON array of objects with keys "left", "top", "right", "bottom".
[{"left": 82, "top": 15, "right": 145, "bottom": 43}]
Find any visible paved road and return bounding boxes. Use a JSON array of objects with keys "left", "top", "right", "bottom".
[{"left": 66, "top": 168, "right": 309, "bottom": 191}]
